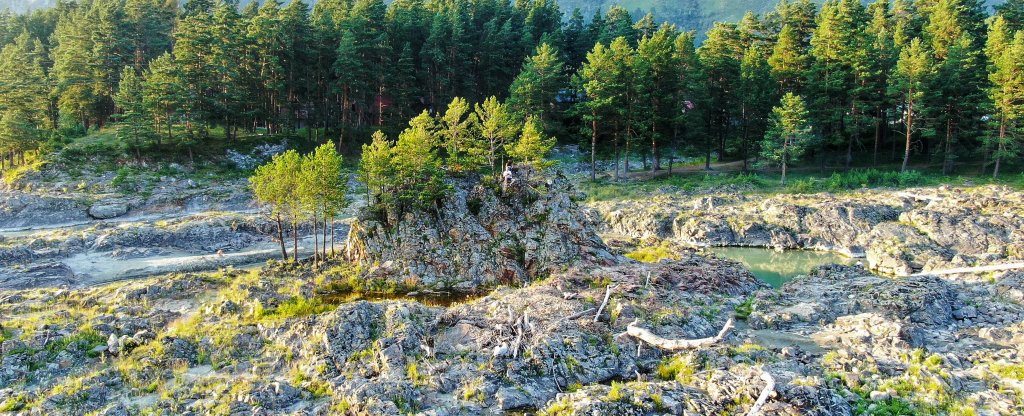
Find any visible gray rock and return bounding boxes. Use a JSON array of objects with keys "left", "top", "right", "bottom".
[{"left": 88, "top": 201, "right": 129, "bottom": 219}]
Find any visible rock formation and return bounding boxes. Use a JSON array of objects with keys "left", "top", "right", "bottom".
[{"left": 345, "top": 172, "right": 619, "bottom": 291}]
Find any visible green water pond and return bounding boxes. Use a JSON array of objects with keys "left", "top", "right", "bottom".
[{"left": 709, "top": 247, "right": 857, "bottom": 288}]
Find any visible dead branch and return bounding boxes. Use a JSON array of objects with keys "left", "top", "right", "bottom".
[
  {"left": 623, "top": 317, "right": 735, "bottom": 351},
  {"left": 594, "top": 284, "right": 616, "bottom": 322},
  {"left": 562, "top": 307, "right": 596, "bottom": 322},
  {"left": 746, "top": 369, "right": 776, "bottom": 416}
]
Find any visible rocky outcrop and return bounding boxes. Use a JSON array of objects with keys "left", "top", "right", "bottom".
[
  {"left": 748, "top": 265, "right": 963, "bottom": 331},
  {"left": 346, "top": 172, "right": 619, "bottom": 290},
  {"left": 0, "top": 191, "right": 89, "bottom": 229},
  {"left": 591, "top": 185, "right": 1024, "bottom": 275}
]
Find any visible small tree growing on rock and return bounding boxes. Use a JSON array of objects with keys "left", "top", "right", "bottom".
[
  {"left": 474, "top": 96, "right": 518, "bottom": 173},
  {"left": 439, "top": 97, "right": 485, "bottom": 173},
  {"left": 507, "top": 116, "right": 556, "bottom": 173},
  {"left": 761, "top": 93, "right": 814, "bottom": 185},
  {"left": 358, "top": 130, "right": 394, "bottom": 205},
  {"left": 392, "top": 111, "right": 448, "bottom": 211}
]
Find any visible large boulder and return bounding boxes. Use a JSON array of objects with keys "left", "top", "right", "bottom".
[{"left": 87, "top": 201, "right": 129, "bottom": 219}]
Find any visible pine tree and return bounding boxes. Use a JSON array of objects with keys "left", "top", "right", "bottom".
[
  {"left": 577, "top": 41, "right": 622, "bottom": 180},
  {"left": 392, "top": 111, "right": 447, "bottom": 210},
  {"left": 608, "top": 36, "right": 636, "bottom": 176},
  {"left": 0, "top": 110, "right": 38, "bottom": 165},
  {"left": 598, "top": 6, "right": 637, "bottom": 45},
  {"left": 866, "top": 0, "right": 897, "bottom": 165},
  {"left": 761, "top": 93, "right": 814, "bottom": 184},
  {"left": 507, "top": 43, "right": 566, "bottom": 130},
  {"left": 768, "top": 24, "right": 808, "bottom": 94},
  {"left": 739, "top": 45, "right": 775, "bottom": 172},
  {"left": 634, "top": 24, "right": 681, "bottom": 171},
  {"left": 698, "top": 22, "right": 743, "bottom": 169},
  {"left": 52, "top": 10, "right": 99, "bottom": 131},
  {"left": 0, "top": 33, "right": 49, "bottom": 139},
  {"left": 986, "top": 18, "right": 1024, "bottom": 178},
  {"left": 474, "top": 96, "right": 517, "bottom": 173},
  {"left": 142, "top": 53, "right": 180, "bottom": 144},
  {"left": 807, "top": 0, "right": 871, "bottom": 170},
  {"left": 671, "top": 32, "right": 705, "bottom": 170},
  {"left": 923, "top": 0, "right": 987, "bottom": 175},
  {"left": 359, "top": 130, "right": 394, "bottom": 204},
  {"left": 247, "top": 0, "right": 287, "bottom": 134},
  {"left": 250, "top": 149, "right": 303, "bottom": 261},
  {"left": 300, "top": 143, "right": 348, "bottom": 259},
  {"left": 113, "top": 67, "right": 155, "bottom": 157},
  {"left": 507, "top": 115, "right": 555, "bottom": 171},
  {"left": 438, "top": 96, "right": 483, "bottom": 172},
  {"left": 996, "top": 0, "right": 1024, "bottom": 32},
  {"left": 889, "top": 38, "right": 931, "bottom": 173}
]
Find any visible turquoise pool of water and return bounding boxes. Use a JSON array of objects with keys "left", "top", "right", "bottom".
[{"left": 709, "top": 247, "right": 856, "bottom": 288}]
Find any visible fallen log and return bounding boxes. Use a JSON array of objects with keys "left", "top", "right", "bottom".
[
  {"left": 746, "top": 369, "right": 776, "bottom": 416},
  {"left": 623, "top": 317, "right": 735, "bottom": 351}
]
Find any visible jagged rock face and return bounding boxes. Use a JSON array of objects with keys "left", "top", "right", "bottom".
[
  {"left": 346, "top": 174, "right": 619, "bottom": 290},
  {"left": 591, "top": 185, "right": 1024, "bottom": 275}
]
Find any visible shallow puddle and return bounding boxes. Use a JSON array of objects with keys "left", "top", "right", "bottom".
[{"left": 709, "top": 247, "right": 857, "bottom": 288}]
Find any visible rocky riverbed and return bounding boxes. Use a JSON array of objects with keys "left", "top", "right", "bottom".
[
  {"left": 0, "top": 163, "right": 358, "bottom": 290},
  {"left": 2, "top": 165, "right": 1024, "bottom": 415},
  {"left": 591, "top": 184, "right": 1024, "bottom": 276}
]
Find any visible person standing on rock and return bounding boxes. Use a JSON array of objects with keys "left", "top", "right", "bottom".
[{"left": 502, "top": 164, "right": 515, "bottom": 192}]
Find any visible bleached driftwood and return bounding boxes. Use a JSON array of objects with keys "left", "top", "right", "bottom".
[
  {"left": 746, "top": 369, "right": 776, "bottom": 416},
  {"left": 624, "top": 317, "right": 735, "bottom": 351},
  {"left": 594, "top": 284, "right": 616, "bottom": 322}
]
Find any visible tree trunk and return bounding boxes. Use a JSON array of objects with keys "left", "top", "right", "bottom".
[
  {"left": 312, "top": 215, "right": 318, "bottom": 262},
  {"left": 781, "top": 137, "right": 789, "bottom": 185},
  {"left": 943, "top": 119, "right": 953, "bottom": 175},
  {"left": 276, "top": 214, "right": 287, "bottom": 261},
  {"left": 625, "top": 135, "right": 631, "bottom": 174},
  {"left": 591, "top": 114, "right": 597, "bottom": 181},
  {"left": 901, "top": 99, "right": 913, "bottom": 173},
  {"left": 994, "top": 119, "right": 1006, "bottom": 178},
  {"left": 613, "top": 123, "right": 620, "bottom": 180},
  {"left": 651, "top": 122, "right": 660, "bottom": 171},
  {"left": 292, "top": 220, "right": 299, "bottom": 262},
  {"left": 873, "top": 109, "right": 881, "bottom": 166}
]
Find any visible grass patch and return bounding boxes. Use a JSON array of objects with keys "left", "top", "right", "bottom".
[
  {"left": 606, "top": 381, "right": 626, "bottom": 402},
  {"left": 257, "top": 296, "right": 334, "bottom": 321},
  {"left": 625, "top": 242, "right": 681, "bottom": 263},
  {"left": 579, "top": 168, "right": 1024, "bottom": 203},
  {"left": 989, "top": 362, "right": 1024, "bottom": 380},
  {"left": 656, "top": 354, "right": 697, "bottom": 384},
  {"left": 734, "top": 297, "right": 754, "bottom": 320}
]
